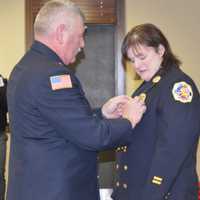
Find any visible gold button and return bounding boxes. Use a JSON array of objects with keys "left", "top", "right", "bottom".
[
  {"left": 124, "top": 165, "right": 128, "bottom": 171},
  {"left": 116, "top": 147, "right": 120, "bottom": 152},
  {"left": 164, "top": 192, "right": 171, "bottom": 199},
  {"left": 116, "top": 181, "right": 120, "bottom": 187},
  {"left": 152, "top": 75, "right": 161, "bottom": 83},
  {"left": 116, "top": 164, "right": 119, "bottom": 170},
  {"left": 123, "top": 183, "right": 128, "bottom": 189}
]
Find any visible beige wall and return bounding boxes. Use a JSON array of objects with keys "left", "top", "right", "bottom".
[
  {"left": 0, "top": 0, "right": 25, "bottom": 78},
  {"left": 125, "top": 0, "right": 200, "bottom": 93},
  {"left": 125, "top": 0, "right": 200, "bottom": 178},
  {"left": 0, "top": 0, "right": 25, "bottom": 192}
]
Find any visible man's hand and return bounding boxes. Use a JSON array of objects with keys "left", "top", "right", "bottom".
[
  {"left": 102, "top": 95, "right": 131, "bottom": 119},
  {"left": 122, "top": 96, "right": 146, "bottom": 128}
]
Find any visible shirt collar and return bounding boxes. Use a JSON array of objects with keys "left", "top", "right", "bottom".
[{"left": 31, "top": 40, "right": 64, "bottom": 65}]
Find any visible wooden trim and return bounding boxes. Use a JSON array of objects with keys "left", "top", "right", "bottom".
[
  {"left": 73, "top": 0, "right": 116, "bottom": 24},
  {"left": 25, "top": 0, "right": 33, "bottom": 51},
  {"left": 25, "top": 0, "right": 117, "bottom": 50},
  {"left": 115, "top": 0, "right": 125, "bottom": 95}
]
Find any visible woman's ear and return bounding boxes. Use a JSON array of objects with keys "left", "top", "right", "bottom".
[{"left": 158, "top": 44, "right": 165, "bottom": 57}]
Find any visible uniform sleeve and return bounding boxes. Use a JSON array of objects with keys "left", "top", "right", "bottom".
[
  {"left": 36, "top": 71, "right": 133, "bottom": 151},
  {"left": 92, "top": 108, "right": 103, "bottom": 119},
  {"left": 141, "top": 79, "right": 200, "bottom": 200}
]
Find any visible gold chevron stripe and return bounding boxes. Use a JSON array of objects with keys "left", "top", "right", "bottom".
[
  {"left": 153, "top": 176, "right": 163, "bottom": 181},
  {"left": 152, "top": 179, "right": 162, "bottom": 185}
]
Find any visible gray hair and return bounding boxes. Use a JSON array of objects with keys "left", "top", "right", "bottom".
[{"left": 34, "top": 0, "right": 85, "bottom": 36}]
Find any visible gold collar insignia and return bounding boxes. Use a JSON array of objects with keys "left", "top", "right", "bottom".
[{"left": 152, "top": 75, "right": 161, "bottom": 84}]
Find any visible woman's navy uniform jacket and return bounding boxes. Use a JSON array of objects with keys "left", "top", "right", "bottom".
[
  {"left": 6, "top": 41, "right": 133, "bottom": 200},
  {"left": 113, "top": 66, "right": 200, "bottom": 200}
]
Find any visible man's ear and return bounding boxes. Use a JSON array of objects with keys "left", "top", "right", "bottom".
[
  {"left": 55, "top": 24, "right": 67, "bottom": 44},
  {"left": 158, "top": 44, "right": 165, "bottom": 57}
]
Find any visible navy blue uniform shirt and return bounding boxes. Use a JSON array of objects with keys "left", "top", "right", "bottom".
[
  {"left": 7, "top": 41, "right": 133, "bottom": 200},
  {"left": 112, "top": 66, "right": 200, "bottom": 200}
]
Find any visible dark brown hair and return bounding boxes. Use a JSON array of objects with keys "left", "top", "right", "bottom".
[{"left": 122, "top": 23, "right": 181, "bottom": 69}]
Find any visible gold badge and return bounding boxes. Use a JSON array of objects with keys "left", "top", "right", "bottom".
[
  {"left": 172, "top": 81, "right": 193, "bottom": 103},
  {"left": 139, "top": 93, "right": 146, "bottom": 102},
  {"left": 152, "top": 76, "right": 161, "bottom": 83}
]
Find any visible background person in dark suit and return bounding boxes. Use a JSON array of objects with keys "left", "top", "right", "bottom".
[
  {"left": 112, "top": 23, "right": 200, "bottom": 200},
  {"left": 0, "top": 74, "right": 7, "bottom": 200},
  {"left": 6, "top": 1, "right": 146, "bottom": 200}
]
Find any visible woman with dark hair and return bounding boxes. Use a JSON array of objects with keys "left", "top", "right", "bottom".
[{"left": 112, "top": 23, "right": 200, "bottom": 200}]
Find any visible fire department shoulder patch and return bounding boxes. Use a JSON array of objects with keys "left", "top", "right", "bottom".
[{"left": 172, "top": 81, "right": 193, "bottom": 103}]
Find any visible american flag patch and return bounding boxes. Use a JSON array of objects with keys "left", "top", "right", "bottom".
[{"left": 50, "top": 74, "right": 72, "bottom": 90}]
